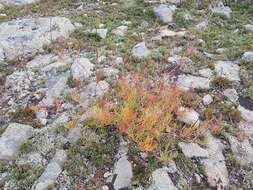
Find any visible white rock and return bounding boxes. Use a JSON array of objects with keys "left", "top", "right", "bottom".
[
  {"left": 0, "top": 17, "right": 75, "bottom": 61},
  {"left": 0, "top": 3, "right": 4, "bottom": 9},
  {"left": 226, "top": 134, "right": 253, "bottom": 166},
  {"left": 179, "top": 142, "right": 209, "bottom": 158},
  {"left": 0, "top": 123, "right": 33, "bottom": 160},
  {"left": 154, "top": 4, "right": 176, "bottom": 24},
  {"left": 242, "top": 51, "right": 253, "bottom": 62},
  {"left": 71, "top": 57, "right": 94, "bottom": 81},
  {"left": 132, "top": 42, "right": 150, "bottom": 58},
  {"left": 209, "top": 2, "right": 232, "bottom": 18},
  {"left": 149, "top": 167, "right": 178, "bottom": 190},
  {"left": 177, "top": 107, "right": 200, "bottom": 126},
  {"left": 0, "top": 0, "right": 39, "bottom": 6},
  {"left": 203, "top": 94, "right": 213, "bottom": 106},
  {"left": 91, "top": 28, "right": 108, "bottom": 39},
  {"left": 112, "top": 25, "right": 128, "bottom": 37},
  {"left": 244, "top": 24, "right": 253, "bottom": 32},
  {"left": 177, "top": 74, "right": 211, "bottom": 90},
  {"left": 214, "top": 61, "right": 240, "bottom": 82},
  {"left": 238, "top": 105, "right": 253, "bottom": 122},
  {"left": 202, "top": 134, "right": 229, "bottom": 188},
  {"left": 223, "top": 88, "right": 238, "bottom": 103}
]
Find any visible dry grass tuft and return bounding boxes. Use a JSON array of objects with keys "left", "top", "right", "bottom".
[{"left": 89, "top": 74, "right": 223, "bottom": 152}]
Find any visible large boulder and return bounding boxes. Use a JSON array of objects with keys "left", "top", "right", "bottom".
[{"left": 0, "top": 17, "right": 75, "bottom": 61}]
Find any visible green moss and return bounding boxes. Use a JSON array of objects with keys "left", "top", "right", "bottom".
[
  {"left": 9, "top": 164, "right": 43, "bottom": 190},
  {"left": 211, "top": 76, "right": 232, "bottom": 89},
  {"left": 19, "top": 140, "right": 33, "bottom": 155}
]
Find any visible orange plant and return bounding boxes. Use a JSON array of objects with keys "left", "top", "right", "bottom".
[{"left": 90, "top": 74, "right": 221, "bottom": 152}]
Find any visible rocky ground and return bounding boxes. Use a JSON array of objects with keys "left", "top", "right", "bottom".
[{"left": 0, "top": 0, "right": 253, "bottom": 189}]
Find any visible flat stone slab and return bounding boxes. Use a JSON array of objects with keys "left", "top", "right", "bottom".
[
  {"left": 177, "top": 74, "right": 211, "bottom": 90},
  {"left": 214, "top": 61, "right": 240, "bottom": 82},
  {"left": 0, "top": 17, "right": 75, "bottom": 61},
  {"left": 32, "top": 150, "right": 67, "bottom": 190},
  {"left": 0, "top": 0, "right": 39, "bottom": 6},
  {"left": 0, "top": 123, "right": 33, "bottom": 160},
  {"left": 179, "top": 142, "right": 209, "bottom": 158}
]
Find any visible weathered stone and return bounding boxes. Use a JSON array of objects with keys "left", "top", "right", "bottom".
[
  {"left": 112, "top": 25, "right": 128, "bottom": 37},
  {"left": 177, "top": 74, "right": 211, "bottom": 90},
  {"left": 0, "top": 0, "right": 39, "bottom": 6},
  {"left": 202, "top": 134, "right": 229, "bottom": 189},
  {"left": 26, "top": 54, "right": 58, "bottom": 69},
  {"left": 195, "top": 20, "right": 208, "bottom": 32},
  {"left": 154, "top": 4, "right": 176, "bottom": 24},
  {"left": 209, "top": 2, "right": 232, "bottom": 18},
  {"left": 177, "top": 107, "right": 200, "bottom": 126},
  {"left": 132, "top": 42, "right": 150, "bottom": 58},
  {"left": 179, "top": 142, "right": 209, "bottom": 158},
  {"left": 238, "top": 105, "right": 253, "bottom": 122},
  {"left": 0, "top": 17, "right": 75, "bottom": 61},
  {"left": 223, "top": 88, "right": 238, "bottom": 103},
  {"left": 214, "top": 61, "right": 240, "bottom": 82},
  {"left": 91, "top": 28, "right": 108, "bottom": 39},
  {"left": 242, "top": 51, "right": 253, "bottom": 62},
  {"left": 81, "top": 80, "right": 109, "bottom": 98},
  {"left": 203, "top": 94, "right": 213, "bottom": 106},
  {"left": 71, "top": 57, "right": 94, "bottom": 81},
  {"left": 244, "top": 24, "right": 253, "bottom": 32},
  {"left": 32, "top": 150, "right": 67, "bottom": 190},
  {"left": 113, "top": 142, "right": 133, "bottom": 190},
  {"left": 41, "top": 75, "right": 67, "bottom": 107},
  {"left": 198, "top": 68, "right": 213, "bottom": 78},
  {"left": 0, "top": 123, "right": 33, "bottom": 160},
  {"left": 149, "top": 167, "right": 178, "bottom": 190},
  {"left": 226, "top": 134, "right": 253, "bottom": 166}
]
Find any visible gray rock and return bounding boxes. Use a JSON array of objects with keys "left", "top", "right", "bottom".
[
  {"left": 242, "top": 51, "right": 253, "bottom": 62},
  {"left": 91, "top": 28, "right": 108, "bottom": 39},
  {"left": 223, "top": 88, "right": 238, "bottom": 103},
  {"left": 112, "top": 25, "right": 128, "bottom": 37},
  {"left": 154, "top": 4, "right": 176, "bottom": 24},
  {"left": 16, "top": 152, "right": 45, "bottom": 167},
  {"left": 238, "top": 105, "right": 253, "bottom": 122},
  {"left": 177, "top": 74, "right": 211, "bottom": 90},
  {"left": 214, "top": 61, "right": 240, "bottom": 82},
  {"left": 81, "top": 80, "right": 109, "bottom": 98},
  {"left": 244, "top": 24, "right": 253, "bottom": 32},
  {"left": 0, "top": 123, "right": 33, "bottom": 160},
  {"left": 26, "top": 54, "right": 58, "bottom": 69},
  {"left": 177, "top": 107, "right": 200, "bottom": 126},
  {"left": 203, "top": 94, "right": 213, "bottom": 106},
  {"left": 113, "top": 142, "right": 133, "bottom": 190},
  {"left": 198, "top": 68, "right": 213, "bottom": 78},
  {"left": 195, "top": 20, "right": 208, "bottom": 32},
  {"left": 41, "top": 56, "right": 72, "bottom": 73},
  {"left": 41, "top": 75, "right": 67, "bottom": 107},
  {"left": 179, "top": 142, "right": 209, "bottom": 158},
  {"left": 0, "top": 17, "right": 75, "bottom": 61},
  {"left": 32, "top": 150, "right": 67, "bottom": 190},
  {"left": 0, "top": 0, "right": 39, "bottom": 6},
  {"left": 202, "top": 134, "right": 229, "bottom": 188},
  {"left": 71, "top": 57, "right": 94, "bottom": 81},
  {"left": 226, "top": 134, "right": 253, "bottom": 166},
  {"left": 209, "top": 2, "right": 232, "bottom": 18},
  {"left": 132, "top": 42, "right": 150, "bottom": 58},
  {"left": 149, "top": 167, "right": 178, "bottom": 190}
]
